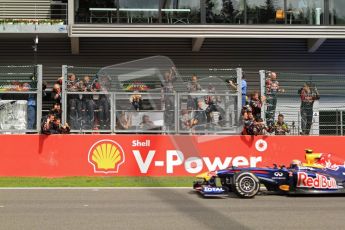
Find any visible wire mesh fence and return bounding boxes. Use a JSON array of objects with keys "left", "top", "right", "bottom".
[
  {"left": 0, "top": 65, "right": 42, "bottom": 133},
  {"left": 62, "top": 58, "right": 242, "bottom": 134},
  {"left": 260, "top": 70, "right": 345, "bottom": 136},
  {"left": 0, "top": 64, "right": 344, "bottom": 136}
]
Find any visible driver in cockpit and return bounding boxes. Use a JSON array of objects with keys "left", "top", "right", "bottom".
[
  {"left": 290, "top": 159, "right": 302, "bottom": 169},
  {"left": 290, "top": 149, "right": 326, "bottom": 169}
]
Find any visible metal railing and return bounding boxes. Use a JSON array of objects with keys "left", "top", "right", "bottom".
[
  {"left": 61, "top": 91, "right": 241, "bottom": 134},
  {"left": 259, "top": 70, "right": 345, "bottom": 135},
  {"left": 1, "top": 64, "right": 345, "bottom": 136},
  {"left": 0, "top": 65, "right": 42, "bottom": 133},
  {"left": 51, "top": 1, "right": 68, "bottom": 24},
  {"left": 62, "top": 63, "right": 242, "bottom": 134},
  {"left": 0, "top": 1, "right": 68, "bottom": 25}
]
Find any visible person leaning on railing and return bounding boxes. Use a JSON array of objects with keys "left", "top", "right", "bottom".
[
  {"left": 41, "top": 113, "right": 70, "bottom": 135},
  {"left": 253, "top": 118, "right": 269, "bottom": 136},
  {"left": 55, "top": 117, "right": 70, "bottom": 134},
  {"left": 50, "top": 102, "right": 62, "bottom": 120},
  {"left": 269, "top": 114, "right": 290, "bottom": 135},
  {"left": 41, "top": 113, "right": 57, "bottom": 134}
]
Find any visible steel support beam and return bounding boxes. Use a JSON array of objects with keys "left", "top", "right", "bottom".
[
  {"left": 70, "top": 37, "right": 79, "bottom": 55},
  {"left": 70, "top": 25, "right": 345, "bottom": 39},
  {"left": 68, "top": 0, "right": 74, "bottom": 25},
  {"left": 192, "top": 37, "right": 205, "bottom": 52},
  {"left": 308, "top": 38, "right": 326, "bottom": 53}
]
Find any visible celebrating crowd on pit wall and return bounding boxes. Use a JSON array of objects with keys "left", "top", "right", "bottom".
[
  {"left": 40, "top": 70, "right": 319, "bottom": 135},
  {"left": 241, "top": 71, "right": 319, "bottom": 136},
  {"left": 241, "top": 72, "right": 290, "bottom": 136}
]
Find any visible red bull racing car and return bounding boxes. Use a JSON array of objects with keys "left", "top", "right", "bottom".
[{"left": 193, "top": 150, "right": 345, "bottom": 198}]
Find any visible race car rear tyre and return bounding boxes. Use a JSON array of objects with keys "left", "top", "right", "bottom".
[{"left": 232, "top": 172, "right": 260, "bottom": 198}]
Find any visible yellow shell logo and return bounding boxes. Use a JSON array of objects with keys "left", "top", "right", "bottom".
[{"left": 88, "top": 140, "right": 125, "bottom": 174}]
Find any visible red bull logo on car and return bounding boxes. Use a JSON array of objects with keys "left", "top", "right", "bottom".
[{"left": 297, "top": 172, "right": 338, "bottom": 189}]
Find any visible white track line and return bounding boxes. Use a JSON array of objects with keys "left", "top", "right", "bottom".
[{"left": 0, "top": 187, "right": 191, "bottom": 190}]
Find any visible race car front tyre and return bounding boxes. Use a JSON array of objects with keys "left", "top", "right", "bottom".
[{"left": 232, "top": 172, "right": 260, "bottom": 198}]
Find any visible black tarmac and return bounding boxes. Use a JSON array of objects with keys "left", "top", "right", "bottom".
[{"left": 0, "top": 188, "right": 344, "bottom": 230}]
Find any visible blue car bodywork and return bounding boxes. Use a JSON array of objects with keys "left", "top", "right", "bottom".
[{"left": 193, "top": 154, "right": 345, "bottom": 198}]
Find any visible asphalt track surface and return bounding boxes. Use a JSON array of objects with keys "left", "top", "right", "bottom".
[{"left": 0, "top": 188, "right": 345, "bottom": 230}]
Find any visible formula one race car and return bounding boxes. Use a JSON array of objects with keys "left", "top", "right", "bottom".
[{"left": 193, "top": 149, "right": 345, "bottom": 198}]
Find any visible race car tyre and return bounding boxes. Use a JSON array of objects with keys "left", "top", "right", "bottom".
[{"left": 232, "top": 171, "right": 260, "bottom": 198}]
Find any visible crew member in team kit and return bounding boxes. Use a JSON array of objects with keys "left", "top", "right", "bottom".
[
  {"left": 265, "top": 72, "right": 284, "bottom": 127},
  {"left": 299, "top": 82, "right": 320, "bottom": 135}
]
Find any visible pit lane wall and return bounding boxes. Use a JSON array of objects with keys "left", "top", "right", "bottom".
[{"left": 0, "top": 135, "right": 344, "bottom": 177}]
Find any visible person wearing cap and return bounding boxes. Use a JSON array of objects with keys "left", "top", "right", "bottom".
[
  {"left": 299, "top": 82, "right": 320, "bottom": 135},
  {"left": 270, "top": 114, "right": 290, "bottom": 135}
]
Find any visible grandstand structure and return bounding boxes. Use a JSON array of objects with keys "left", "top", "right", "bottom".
[{"left": 0, "top": 0, "right": 345, "bottom": 134}]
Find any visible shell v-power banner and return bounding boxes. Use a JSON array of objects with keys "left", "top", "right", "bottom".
[{"left": 0, "top": 135, "right": 344, "bottom": 177}]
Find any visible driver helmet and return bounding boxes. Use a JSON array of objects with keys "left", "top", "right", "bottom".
[{"left": 290, "top": 159, "right": 302, "bottom": 168}]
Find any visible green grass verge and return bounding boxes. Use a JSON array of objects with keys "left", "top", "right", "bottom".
[{"left": 0, "top": 177, "right": 194, "bottom": 187}]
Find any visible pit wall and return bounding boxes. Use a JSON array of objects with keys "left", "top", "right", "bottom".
[{"left": 0, "top": 135, "right": 343, "bottom": 177}]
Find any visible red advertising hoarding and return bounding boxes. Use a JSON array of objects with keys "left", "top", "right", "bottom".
[{"left": 0, "top": 135, "right": 344, "bottom": 177}]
